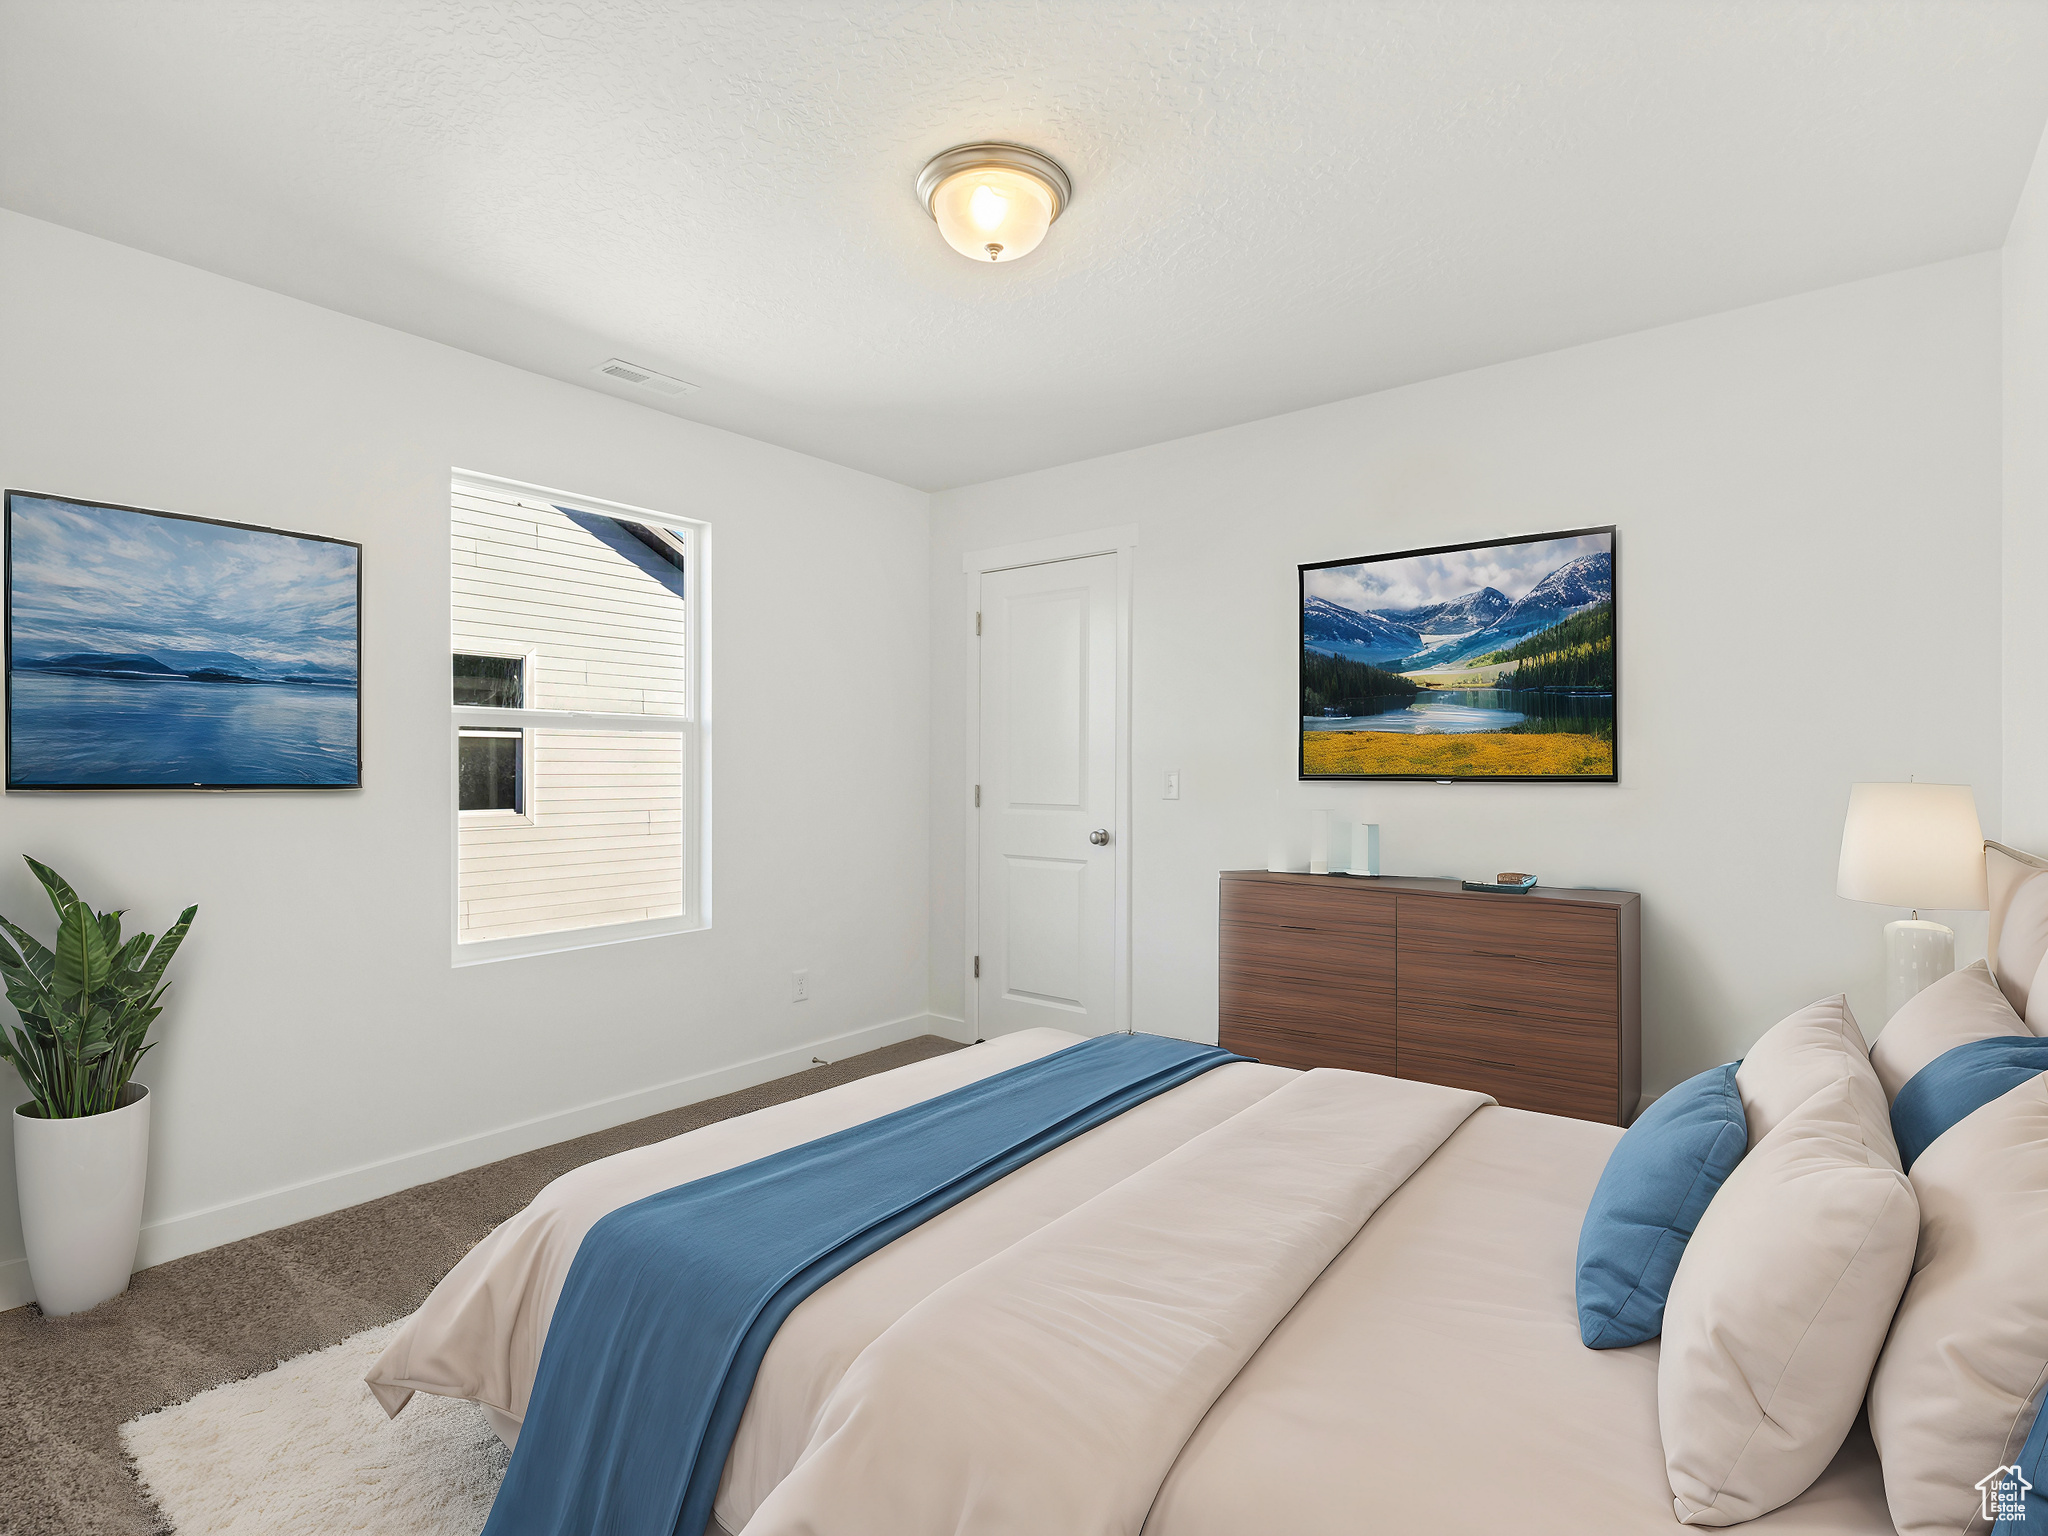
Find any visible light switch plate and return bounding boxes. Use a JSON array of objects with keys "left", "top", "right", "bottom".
[{"left": 1164, "top": 770, "right": 1180, "bottom": 800}]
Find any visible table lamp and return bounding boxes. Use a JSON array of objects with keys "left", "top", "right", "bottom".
[{"left": 1836, "top": 781, "right": 1988, "bottom": 1017}]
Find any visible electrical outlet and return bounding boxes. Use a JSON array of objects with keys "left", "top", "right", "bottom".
[
  {"left": 1164, "top": 769, "right": 1181, "bottom": 800},
  {"left": 791, "top": 970, "right": 809, "bottom": 1002}
]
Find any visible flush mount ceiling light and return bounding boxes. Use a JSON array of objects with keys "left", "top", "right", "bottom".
[{"left": 916, "top": 143, "right": 1071, "bottom": 264}]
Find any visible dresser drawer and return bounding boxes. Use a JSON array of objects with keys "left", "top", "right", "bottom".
[
  {"left": 1223, "top": 920, "right": 1394, "bottom": 991},
  {"left": 1221, "top": 922, "right": 1395, "bottom": 1070},
  {"left": 1396, "top": 1000, "right": 1619, "bottom": 1122},
  {"left": 1397, "top": 896, "right": 1616, "bottom": 970},
  {"left": 1220, "top": 1018, "right": 1396, "bottom": 1076},
  {"left": 1398, "top": 945, "right": 1617, "bottom": 1029},
  {"left": 1223, "top": 878, "right": 1395, "bottom": 939}
]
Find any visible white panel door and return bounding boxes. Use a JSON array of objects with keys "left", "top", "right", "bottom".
[{"left": 977, "top": 554, "right": 1118, "bottom": 1036}]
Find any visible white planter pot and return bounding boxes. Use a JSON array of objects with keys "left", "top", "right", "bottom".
[{"left": 13, "top": 1084, "right": 150, "bottom": 1317}]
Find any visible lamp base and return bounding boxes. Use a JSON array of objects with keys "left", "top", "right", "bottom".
[{"left": 1883, "top": 918, "right": 1955, "bottom": 1019}]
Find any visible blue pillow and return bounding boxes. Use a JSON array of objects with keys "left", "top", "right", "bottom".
[{"left": 1575, "top": 1062, "right": 1747, "bottom": 1349}]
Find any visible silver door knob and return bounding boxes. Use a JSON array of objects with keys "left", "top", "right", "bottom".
[{"left": 1089, "top": 829, "right": 1111, "bottom": 846}]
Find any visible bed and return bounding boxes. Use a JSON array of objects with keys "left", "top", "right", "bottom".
[{"left": 367, "top": 1023, "right": 1895, "bottom": 1534}]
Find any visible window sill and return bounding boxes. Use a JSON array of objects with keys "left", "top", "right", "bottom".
[{"left": 451, "top": 912, "right": 708, "bottom": 967}]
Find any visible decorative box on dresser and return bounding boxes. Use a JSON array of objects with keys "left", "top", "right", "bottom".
[{"left": 1218, "top": 871, "right": 1641, "bottom": 1125}]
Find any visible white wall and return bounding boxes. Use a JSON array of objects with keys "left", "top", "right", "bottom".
[
  {"left": 930, "top": 255, "right": 2003, "bottom": 1097},
  {"left": 2005, "top": 119, "right": 2048, "bottom": 853},
  {"left": 0, "top": 210, "right": 943, "bottom": 1307}
]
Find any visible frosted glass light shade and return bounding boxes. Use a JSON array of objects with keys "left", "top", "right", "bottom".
[
  {"left": 930, "top": 168, "right": 1056, "bottom": 262},
  {"left": 1836, "top": 782, "right": 1987, "bottom": 911}
]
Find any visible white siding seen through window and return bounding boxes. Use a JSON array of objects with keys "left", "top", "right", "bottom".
[{"left": 451, "top": 478, "right": 700, "bottom": 951}]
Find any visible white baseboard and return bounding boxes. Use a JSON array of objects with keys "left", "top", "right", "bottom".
[{"left": 0, "top": 1010, "right": 965, "bottom": 1313}]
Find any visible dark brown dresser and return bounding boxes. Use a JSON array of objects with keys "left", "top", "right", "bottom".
[{"left": 1218, "top": 871, "right": 1641, "bottom": 1125}]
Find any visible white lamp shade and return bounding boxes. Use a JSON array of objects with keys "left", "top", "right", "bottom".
[{"left": 1836, "top": 782, "right": 1988, "bottom": 911}]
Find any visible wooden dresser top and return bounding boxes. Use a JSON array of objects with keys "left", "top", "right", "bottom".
[{"left": 1220, "top": 870, "right": 1638, "bottom": 911}]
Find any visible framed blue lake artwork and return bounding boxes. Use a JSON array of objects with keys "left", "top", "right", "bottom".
[{"left": 5, "top": 490, "right": 361, "bottom": 790}]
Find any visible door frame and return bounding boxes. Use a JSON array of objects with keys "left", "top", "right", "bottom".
[{"left": 962, "top": 525, "right": 1139, "bottom": 1040}]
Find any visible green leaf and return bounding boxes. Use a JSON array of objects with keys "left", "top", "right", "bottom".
[
  {"left": 0, "top": 917, "right": 55, "bottom": 986},
  {"left": 23, "top": 857, "right": 80, "bottom": 918},
  {"left": 7, "top": 1004, "right": 55, "bottom": 1043},
  {"left": 0, "top": 1021, "right": 53, "bottom": 1106},
  {"left": 51, "top": 899, "right": 112, "bottom": 1007},
  {"left": 2, "top": 976, "right": 53, "bottom": 1024},
  {"left": 97, "top": 908, "right": 124, "bottom": 954},
  {"left": 1, "top": 949, "right": 55, "bottom": 1000},
  {"left": 138, "top": 906, "right": 197, "bottom": 990},
  {"left": 110, "top": 932, "right": 152, "bottom": 978}
]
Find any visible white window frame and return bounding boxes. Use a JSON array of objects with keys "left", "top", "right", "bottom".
[{"left": 449, "top": 469, "right": 711, "bottom": 966}]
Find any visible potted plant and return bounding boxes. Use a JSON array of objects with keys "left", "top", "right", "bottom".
[{"left": 0, "top": 858, "right": 195, "bottom": 1316}]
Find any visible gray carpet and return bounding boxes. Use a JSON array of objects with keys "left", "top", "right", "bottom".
[{"left": 0, "top": 1034, "right": 966, "bottom": 1535}]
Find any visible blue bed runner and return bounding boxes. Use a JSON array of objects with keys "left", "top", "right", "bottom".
[
  {"left": 1890, "top": 1034, "right": 2048, "bottom": 1171},
  {"left": 481, "top": 1031, "right": 1245, "bottom": 1536}
]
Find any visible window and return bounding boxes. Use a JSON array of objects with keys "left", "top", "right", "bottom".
[
  {"left": 454, "top": 653, "right": 524, "bottom": 708},
  {"left": 451, "top": 474, "right": 705, "bottom": 958},
  {"left": 458, "top": 728, "right": 523, "bottom": 814}
]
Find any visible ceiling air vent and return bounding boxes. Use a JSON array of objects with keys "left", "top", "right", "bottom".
[{"left": 593, "top": 358, "right": 698, "bottom": 397}]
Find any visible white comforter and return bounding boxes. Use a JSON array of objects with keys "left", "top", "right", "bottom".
[{"left": 742, "top": 1067, "right": 1488, "bottom": 1535}]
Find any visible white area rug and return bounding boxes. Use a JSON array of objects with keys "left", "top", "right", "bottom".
[{"left": 121, "top": 1321, "right": 508, "bottom": 1535}]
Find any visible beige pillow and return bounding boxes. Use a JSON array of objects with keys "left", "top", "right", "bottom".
[
  {"left": 1993, "top": 858, "right": 2048, "bottom": 1021},
  {"left": 1869, "top": 960, "right": 2032, "bottom": 1102},
  {"left": 1735, "top": 994, "right": 1892, "bottom": 1161},
  {"left": 1659, "top": 1077, "right": 1920, "bottom": 1527},
  {"left": 1868, "top": 1074, "right": 2048, "bottom": 1536}
]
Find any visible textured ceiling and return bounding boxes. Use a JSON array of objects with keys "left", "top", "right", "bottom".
[{"left": 3, "top": 1, "right": 2046, "bottom": 490}]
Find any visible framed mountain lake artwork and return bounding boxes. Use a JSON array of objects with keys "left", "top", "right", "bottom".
[
  {"left": 1300, "top": 526, "right": 1615, "bottom": 782},
  {"left": 5, "top": 490, "right": 361, "bottom": 790}
]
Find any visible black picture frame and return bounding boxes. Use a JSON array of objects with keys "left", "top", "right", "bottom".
[
  {"left": 1298, "top": 525, "right": 1617, "bottom": 784},
  {"left": 5, "top": 488, "right": 363, "bottom": 791}
]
